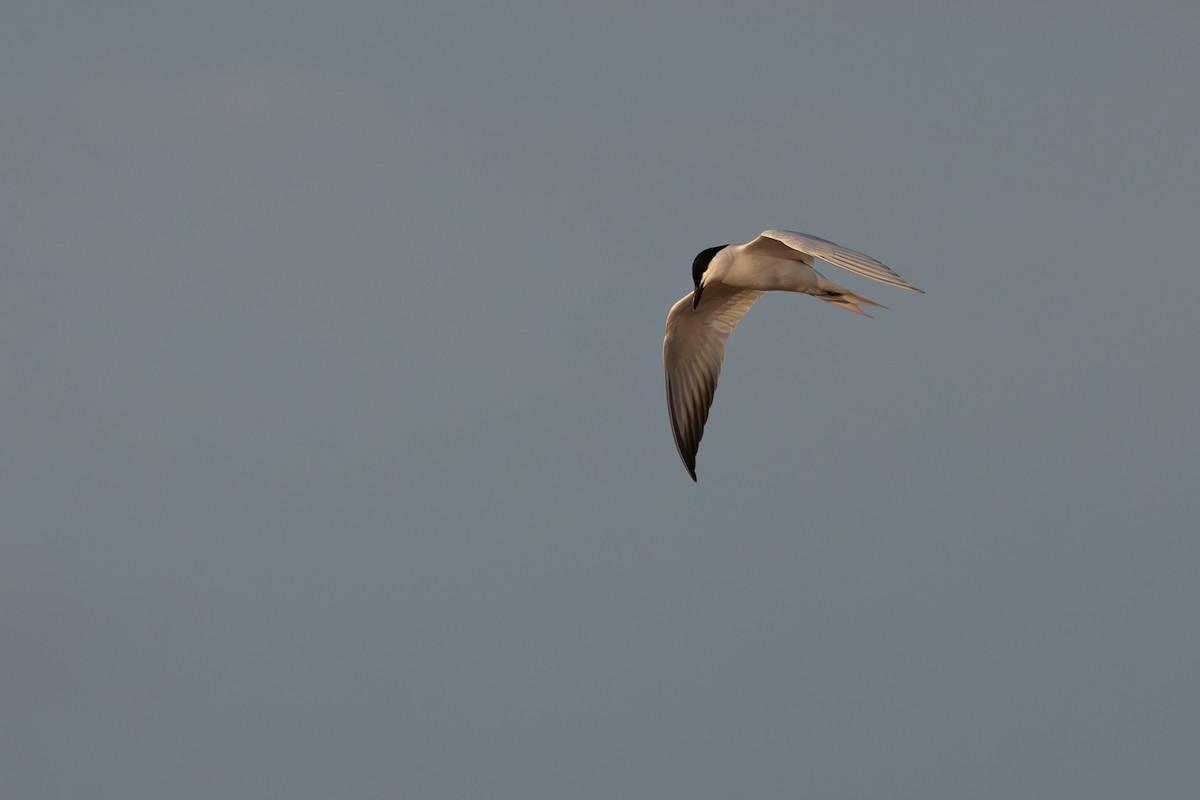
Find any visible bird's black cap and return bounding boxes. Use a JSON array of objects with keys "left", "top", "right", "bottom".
[{"left": 691, "top": 245, "right": 726, "bottom": 309}]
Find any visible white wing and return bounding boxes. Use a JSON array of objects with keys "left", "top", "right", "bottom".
[
  {"left": 747, "top": 229, "right": 924, "bottom": 293},
  {"left": 663, "top": 283, "right": 764, "bottom": 481}
]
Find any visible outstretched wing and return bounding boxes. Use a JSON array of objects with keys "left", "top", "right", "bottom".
[
  {"left": 747, "top": 229, "right": 923, "bottom": 293},
  {"left": 663, "top": 282, "right": 764, "bottom": 481}
]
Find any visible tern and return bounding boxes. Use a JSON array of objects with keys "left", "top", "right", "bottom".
[{"left": 663, "top": 229, "right": 923, "bottom": 481}]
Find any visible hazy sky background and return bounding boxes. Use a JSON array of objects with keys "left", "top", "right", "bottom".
[{"left": 4, "top": 2, "right": 1199, "bottom": 798}]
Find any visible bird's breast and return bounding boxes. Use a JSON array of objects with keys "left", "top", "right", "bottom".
[{"left": 718, "top": 255, "right": 818, "bottom": 293}]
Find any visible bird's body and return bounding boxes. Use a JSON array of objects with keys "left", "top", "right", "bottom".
[{"left": 663, "top": 229, "right": 923, "bottom": 481}]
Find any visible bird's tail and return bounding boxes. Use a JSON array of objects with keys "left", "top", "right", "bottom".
[{"left": 812, "top": 275, "right": 886, "bottom": 318}]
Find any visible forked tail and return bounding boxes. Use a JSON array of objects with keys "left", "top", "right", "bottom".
[{"left": 813, "top": 275, "right": 887, "bottom": 318}]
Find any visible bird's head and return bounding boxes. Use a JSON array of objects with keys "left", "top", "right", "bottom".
[{"left": 691, "top": 245, "right": 726, "bottom": 309}]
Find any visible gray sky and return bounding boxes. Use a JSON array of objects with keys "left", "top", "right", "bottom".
[{"left": 4, "top": 2, "right": 1199, "bottom": 798}]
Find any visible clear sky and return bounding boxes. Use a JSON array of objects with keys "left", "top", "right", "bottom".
[{"left": 4, "top": 2, "right": 1199, "bottom": 798}]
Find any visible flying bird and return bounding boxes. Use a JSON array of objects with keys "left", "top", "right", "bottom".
[{"left": 663, "top": 229, "right": 923, "bottom": 481}]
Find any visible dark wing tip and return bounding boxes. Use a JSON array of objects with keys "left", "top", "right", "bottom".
[{"left": 667, "top": 374, "right": 702, "bottom": 482}]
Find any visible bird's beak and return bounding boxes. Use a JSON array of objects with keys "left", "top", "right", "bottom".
[{"left": 692, "top": 283, "right": 704, "bottom": 310}]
